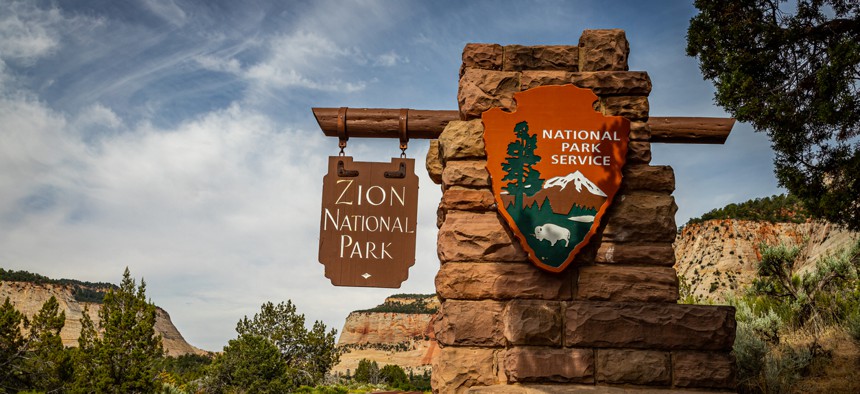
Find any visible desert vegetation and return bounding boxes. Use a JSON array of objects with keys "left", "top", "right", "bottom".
[
  {"left": 1, "top": 269, "right": 423, "bottom": 394},
  {"left": 681, "top": 239, "right": 860, "bottom": 393}
]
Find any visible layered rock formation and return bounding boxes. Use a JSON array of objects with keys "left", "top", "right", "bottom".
[
  {"left": 675, "top": 220, "right": 858, "bottom": 302},
  {"left": 0, "top": 280, "right": 206, "bottom": 357},
  {"left": 334, "top": 295, "right": 440, "bottom": 375}
]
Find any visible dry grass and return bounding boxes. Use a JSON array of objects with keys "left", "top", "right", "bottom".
[{"left": 791, "top": 328, "right": 860, "bottom": 393}]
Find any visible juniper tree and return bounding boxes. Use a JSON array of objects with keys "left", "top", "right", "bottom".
[
  {"left": 687, "top": 0, "right": 860, "bottom": 229},
  {"left": 25, "top": 296, "right": 72, "bottom": 392},
  {"left": 72, "top": 268, "right": 163, "bottom": 393},
  {"left": 205, "top": 300, "right": 340, "bottom": 392},
  {"left": 0, "top": 297, "right": 27, "bottom": 392}
]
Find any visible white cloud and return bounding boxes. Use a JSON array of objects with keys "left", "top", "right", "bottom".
[
  {"left": 195, "top": 55, "right": 243, "bottom": 75},
  {"left": 0, "top": 91, "right": 356, "bottom": 348},
  {"left": 244, "top": 30, "right": 368, "bottom": 93},
  {"left": 0, "top": 94, "right": 79, "bottom": 212},
  {"left": 142, "top": 0, "right": 187, "bottom": 27},
  {"left": 0, "top": 1, "right": 63, "bottom": 63},
  {"left": 373, "top": 50, "right": 408, "bottom": 67},
  {"left": 74, "top": 104, "right": 124, "bottom": 130}
]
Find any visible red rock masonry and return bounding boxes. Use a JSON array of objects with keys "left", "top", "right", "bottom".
[{"left": 430, "top": 29, "right": 737, "bottom": 393}]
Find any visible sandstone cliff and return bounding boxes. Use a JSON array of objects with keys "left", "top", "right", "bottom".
[
  {"left": 334, "top": 295, "right": 439, "bottom": 374},
  {"left": 0, "top": 280, "right": 206, "bottom": 357},
  {"left": 674, "top": 219, "right": 857, "bottom": 302}
]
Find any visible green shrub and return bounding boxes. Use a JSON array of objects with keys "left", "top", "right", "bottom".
[
  {"left": 734, "top": 322, "right": 769, "bottom": 390},
  {"left": 295, "top": 385, "right": 349, "bottom": 394},
  {"left": 847, "top": 310, "right": 860, "bottom": 343}
]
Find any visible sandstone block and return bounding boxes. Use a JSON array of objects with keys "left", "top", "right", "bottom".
[
  {"left": 630, "top": 121, "right": 651, "bottom": 141},
  {"left": 426, "top": 139, "right": 443, "bottom": 184},
  {"left": 602, "top": 192, "right": 677, "bottom": 242},
  {"left": 577, "top": 266, "right": 679, "bottom": 303},
  {"left": 600, "top": 96, "right": 649, "bottom": 120},
  {"left": 503, "top": 300, "right": 563, "bottom": 346},
  {"left": 626, "top": 141, "right": 651, "bottom": 164},
  {"left": 462, "top": 43, "right": 503, "bottom": 74},
  {"left": 565, "top": 302, "right": 736, "bottom": 350},
  {"left": 442, "top": 160, "right": 490, "bottom": 188},
  {"left": 434, "top": 300, "right": 506, "bottom": 347},
  {"left": 435, "top": 262, "right": 572, "bottom": 300},
  {"left": 579, "top": 29, "right": 629, "bottom": 71},
  {"left": 520, "top": 71, "right": 652, "bottom": 97},
  {"left": 459, "top": 69, "right": 521, "bottom": 120},
  {"left": 504, "top": 347, "right": 594, "bottom": 383},
  {"left": 439, "top": 119, "right": 486, "bottom": 161},
  {"left": 438, "top": 211, "right": 527, "bottom": 262},
  {"left": 570, "top": 71, "right": 651, "bottom": 95},
  {"left": 436, "top": 204, "right": 445, "bottom": 229},
  {"left": 520, "top": 71, "right": 573, "bottom": 90},
  {"left": 503, "top": 45, "right": 578, "bottom": 71},
  {"left": 594, "top": 242, "right": 675, "bottom": 266},
  {"left": 432, "top": 346, "right": 499, "bottom": 393},
  {"left": 673, "top": 351, "right": 736, "bottom": 389},
  {"left": 441, "top": 187, "right": 496, "bottom": 212},
  {"left": 621, "top": 165, "right": 675, "bottom": 193},
  {"left": 596, "top": 349, "right": 671, "bottom": 385}
]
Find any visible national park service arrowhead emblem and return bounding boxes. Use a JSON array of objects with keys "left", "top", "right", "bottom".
[{"left": 482, "top": 85, "right": 630, "bottom": 272}]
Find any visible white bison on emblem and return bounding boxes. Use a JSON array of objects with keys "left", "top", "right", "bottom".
[{"left": 534, "top": 223, "right": 570, "bottom": 247}]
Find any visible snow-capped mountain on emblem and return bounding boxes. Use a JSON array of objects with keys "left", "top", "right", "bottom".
[{"left": 544, "top": 171, "right": 607, "bottom": 196}]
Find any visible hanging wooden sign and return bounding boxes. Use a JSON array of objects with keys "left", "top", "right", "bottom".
[
  {"left": 318, "top": 156, "right": 418, "bottom": 287},
  {"left": 482, "top": 85, "right": 630, "bottom": 272}
]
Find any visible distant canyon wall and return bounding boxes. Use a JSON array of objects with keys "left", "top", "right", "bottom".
[
  {"left": 674, "top": 219, "right": 857, "bottom": 301},
  {"left": 334, "top": 295, "right": 439, "bottom": 374},
  {"left": 0, "top": 281, "right": 206, "bottom": 357}
]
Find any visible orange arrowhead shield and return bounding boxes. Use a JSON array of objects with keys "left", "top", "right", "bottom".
[{"left": 482, "top": 85, "right": 630, "bottom": 272}]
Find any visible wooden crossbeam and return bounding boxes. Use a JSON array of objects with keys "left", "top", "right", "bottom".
[
  {"left": 648, "top": 117, "right": 735, "bottom": 144},
  {"left": 312, "top": 108, "right": 734, "bottom": 144}
]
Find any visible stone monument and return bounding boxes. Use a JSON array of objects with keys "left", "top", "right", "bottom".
[{"left": 428, "top": 30, "right": 737, "bottom": 393}]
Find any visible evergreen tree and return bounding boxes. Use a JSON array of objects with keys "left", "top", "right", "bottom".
[
  {"left": 72, "top": 268, "right": 164, "bottom": 393},
  {"left": 379, "top": 364, "right": 408, "bottom": 388},
  {"left": 301, "top": 320, "right": 340, "bottom": 384},
  {"left": 206, "top": 300, "right": 340, "bottom": 392},
  {"left": 687, "top": 0, "right": 860, "bottom": 230},
  {"left": 0, "top": 297, "right": 27, "bottom": 392},
  {"left": 353, "top": 359, "right": 379, "bottom": 384},
  {"left": 502, "top": 121, "right": 543, "bottom": 208},
  {"left": 25, "top": 296, "right": 73, "bottom": 392},
  {"left": 206, "top": 334, "right": 292, "bottom": 393}
]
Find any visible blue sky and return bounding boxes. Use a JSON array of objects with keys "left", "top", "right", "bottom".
[{"left": 0, "top": 0, "right": 782, "bottom": 351}]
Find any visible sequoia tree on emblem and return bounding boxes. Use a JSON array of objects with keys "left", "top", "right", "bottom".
[{"left": 483, "top": 85, "right": 630, "bottom": 272}]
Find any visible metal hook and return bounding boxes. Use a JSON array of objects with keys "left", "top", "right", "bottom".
[
  {"left": 337, "top": 107, "right": 348, "bottom": 156},
  {"left": 398, "top": 108, "right": 408, "bottom": 158},
  {"left": 384, "top": 162, "right": 407, "bottom": 179},
  {"left": 337, "top": 160, "right": 359, "bottom": 177}
]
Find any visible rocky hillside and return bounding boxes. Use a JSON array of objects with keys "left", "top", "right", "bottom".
[
  {"left": 674, "top": 219, "right": 857, "bottom": 302},
  {"left": 0, "top": 280, "right": 206, "bottom": 357},
  {"left": 334, "top": 294, "right": 439, "bottom": 375}
]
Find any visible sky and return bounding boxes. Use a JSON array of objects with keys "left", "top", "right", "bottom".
[{"left": 0, "top": 0, "right": 783, "bottom": 351}]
